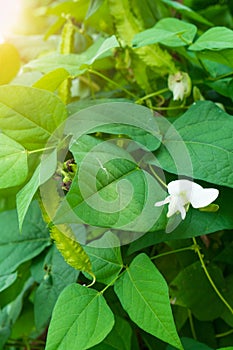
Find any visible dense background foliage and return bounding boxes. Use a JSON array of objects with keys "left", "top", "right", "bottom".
[{"left": 0, "top": 0, "right": 233, "bottom": 349}]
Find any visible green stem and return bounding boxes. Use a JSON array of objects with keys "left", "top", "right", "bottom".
[
  {"left": 193, "top": 71, "right": 233, "bottom": 86},
  {"left": 136, "top": 88, "right": 169, "bottom": 104},
  {"left": 193, "top": 237, "right": 233, "bottom": 315},
  {"left": 151, "top": 245, "right": 195, "bottom": 260},
  {"left": 24, "top": 338, "right": 30, "bottom": 350},
  {"left": 178, "top": 33, "right": 192, "bottom": 45},
  {"left": 100, "top": 267, "right": 125, "bottom": 294},
  {"left": 88, "top": 68, "right": 138, "bottom": 99},
  {"left": 188, "top": 309, "right": 197, "bottom": 340},
  {"left": 215, "top": 328, "right": 233, "bottom": 338},
  {"left": 149, "top": 164, "right": 167, "bottom": 189},
  {"left": 87, "top": 272, "right": 96, "bottom": 287},
  {"left": 27, "top": 146, "right": 56, "bottom": 155},
  {"left": 150, "top": 104, "right": 188, "bottom": 111}
]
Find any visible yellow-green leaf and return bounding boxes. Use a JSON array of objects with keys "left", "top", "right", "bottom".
[{"left": 33, "top": 68, "right": 69, "bottom": 92}]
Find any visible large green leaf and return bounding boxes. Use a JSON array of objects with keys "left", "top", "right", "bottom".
[
  {"left": 25, "top": 36, "right": 119, "bottom": 75},
  {"left": 0, "top": 201, "right": 50, "bottom": 275},
  {"left": 114, "top": 254, "right": 183, "bottom": 350},
  {"left": 0, "top": 85, "right": 67, "bottom": 150},
  {"left": 132, "top": 18, "right": 197, "bottom": 48},
  {"left": 0, "top": 133, "right": 28, "bottom": 189},
  {"left": 84, "top": 231, "right": 123, "bottom": 285},
  {"left": 54, "top": 138, "right": 166, "bottom": 234},
  {"left": 52, "top": 102, "right": 164, "bottom": 233},
  {"left": 45, "top": 283, "right": 115, "bottom": 350},
  {"left": 170, "top": 262, "right": 225, "bottom": 321},
  {"left": 189, "top": 27, "right": 233, "bottom": 51},
  {"left": 34, "top": 245, "right": 79, "bottom": 331},
  {"left": 67, "top": 101, "right": 162, "bottom": 152},
  {"left": 155, "top": 101, "right": 233, "bottom": 188},
  {"left": 65, "top": 102, "right": 161, "bottom": 148}
]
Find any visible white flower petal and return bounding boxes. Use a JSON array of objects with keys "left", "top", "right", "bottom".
[
  {"left": 167, "top": 179, "right": 199, "bottom": 204},
  {"left": 155, "top": 179, "right": 219, "bottom": 222},
  {"left": 179, "top": 205, "right": 187, "bottom": 220},
  {"left": 173, "top": 83, "right": 184, "bottom": 101},
  {"left": 190, "top": 188, "right": 219, "bottom": 208},
  {"left": 154, "top": 196, "right": 171, "bottom": 207},
  {"left": 167, "top": 198, "right": 187, "bottom": 220},
  {"left": 167, "top": 196, "right": 180, "bottom": 217}
]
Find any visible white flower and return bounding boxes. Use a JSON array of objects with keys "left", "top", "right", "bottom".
[
  {"left": 155, "top": 179, "right": 219, "bottom": 220},
  {"left": 168, "top": 71, "right": 192, "bottom": 101}
]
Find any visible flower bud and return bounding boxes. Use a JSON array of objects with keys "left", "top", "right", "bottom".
[{"left": 168, "top": 71, "right": 192, "bottom": 101}]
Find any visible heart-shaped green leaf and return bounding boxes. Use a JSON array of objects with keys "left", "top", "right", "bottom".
[{"left": 45, "top": 283, "right": 114, "bottom": 350}]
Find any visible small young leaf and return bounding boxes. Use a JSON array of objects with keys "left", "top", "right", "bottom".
[
  {"left": 33, "top": 68, "right": 69, "bottom": 92},
  {"left": 114, "top": 253, "right": 183, "bottom": 350},
  {"left": 45, "top": 283, "right": 115, "bottom": 350},
  {"left": 132, "top": 18, "right": 197, "bottom": 48},
  {"left": 189, "top": 27, "right": 233, "bottom": 51},
  {"left": 50, "top": 225, "right": 93, "bottom": 277},
  {"left": 25, "top": 36, "right": 119, "bottom": 75}
]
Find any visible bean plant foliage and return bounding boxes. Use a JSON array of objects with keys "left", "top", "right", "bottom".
[{"left": 1, "top": 0, "right": 233, "bottom": 349}]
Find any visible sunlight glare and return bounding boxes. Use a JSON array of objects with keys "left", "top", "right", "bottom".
[{"left": 0, "top": 0, "right": 22, "bottom": 43}]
